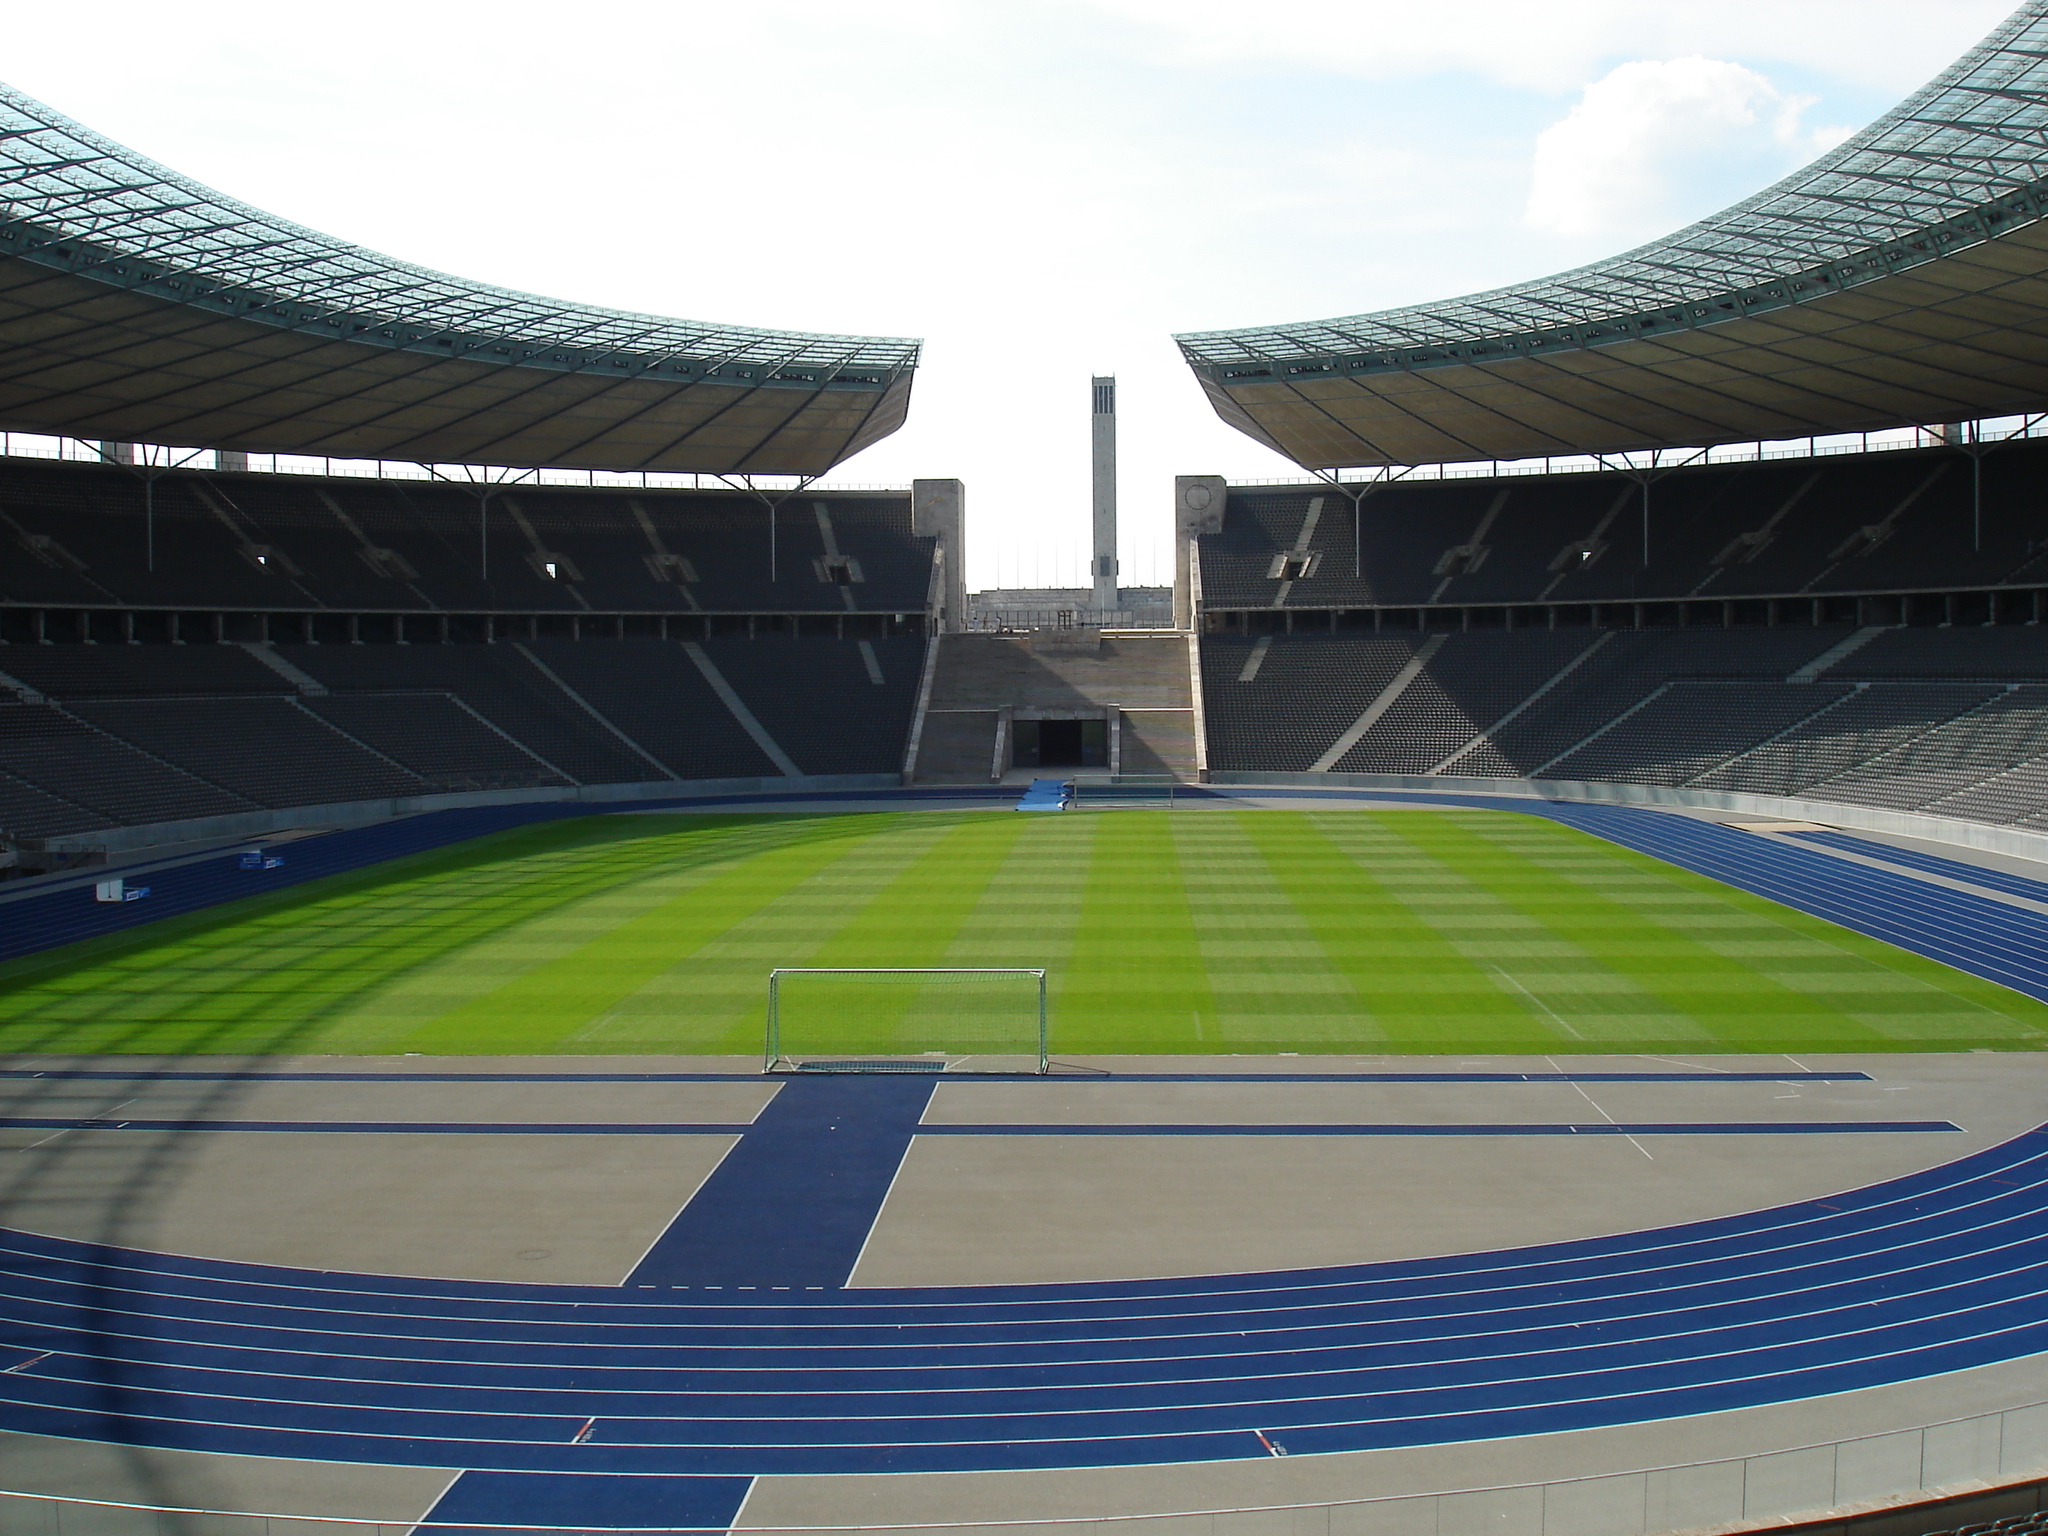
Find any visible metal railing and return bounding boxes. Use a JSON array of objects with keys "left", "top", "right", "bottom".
[
  {"left": 0, "top": 431, "right": 909, "bottom": 495},
  {"left": 1226, "top": 414, "right": 2048, "bottom": 489}
]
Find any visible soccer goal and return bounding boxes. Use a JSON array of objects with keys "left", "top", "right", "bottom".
[
  {"left": 1072, "top": 775, "right": 1176, "bottom": 809},
  {"left": 764, "top": 968, "right": 1049, "bottom": 1075}
]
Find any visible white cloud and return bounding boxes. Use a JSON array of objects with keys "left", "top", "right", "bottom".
[
  {"left": 1524, "top": 57, "right": 1850, "bottom": 242},
  {"left": 1061, "top": 0, "right": 2010, "bottom": 94}
]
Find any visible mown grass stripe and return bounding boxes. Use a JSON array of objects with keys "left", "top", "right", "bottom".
[
  {"left": 2, "top": 808, "right": 2044, "bottom": 1056},
  {"left": 387, "top": 815, "right": 927, "bottom": 1053},
  {"left": 1064, "top": 813, "right": 1216, "bottom": 1047},
  {"left": 1384, "top": 814, "right": 1894, "bottom": 1052},
  {"left": 1256, "top": 812, "right": 1568, "bottom": 1052}
]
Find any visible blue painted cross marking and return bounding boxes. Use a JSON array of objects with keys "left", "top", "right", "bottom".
[
  {"left": 423, "top": 1470, "right": 752, "bottom": 1534},
  {"left": 626, "top": 1073, "right": 938, "bottom": 1288}
]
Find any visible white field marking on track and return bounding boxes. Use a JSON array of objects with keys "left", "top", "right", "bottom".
[
  {"left": 16, "top": 1095, "right": 138, "bottom": 1151},
  {"left": 1488, "top": 968, "right": 1583, "bottom": 1041},
  {"left": 839, "top": 1103, "right": 931, "bottom": 1289},
  {"left": 1544, "top": 1055, "right": 1654, "bottom": 1161},
  {"left": 1634, "top": 1054, "right": 1732, "bottom": 1073},
  {"left": 608, "top": 1124, "right": 756, "bottom": 1287}
]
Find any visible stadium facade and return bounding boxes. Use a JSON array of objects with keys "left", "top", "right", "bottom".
[{"left": 9, "top": 11, "right": 2048, "bottom": 1536}]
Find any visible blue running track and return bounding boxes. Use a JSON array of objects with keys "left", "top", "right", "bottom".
[
  {"left": 0, "top": 1123, "right": 2044, "bottom": 1479},
  {"left": 0, "top": 786, "right": 2043, "bottom": 1527}
]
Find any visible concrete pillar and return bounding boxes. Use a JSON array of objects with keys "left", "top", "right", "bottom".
[
  {"left": 912, "top": 479, "right": 967, "bottom": 634},
  {"left": 1091, "top": 376, "right": 1117, "bottom": 613},
  {"left": 1173, "top": 475, "right": 1226, "bottom": 631}
]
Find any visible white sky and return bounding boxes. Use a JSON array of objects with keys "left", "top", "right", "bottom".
[{"left": 1, "top": 0, "right": 2018, "bottom": 590}]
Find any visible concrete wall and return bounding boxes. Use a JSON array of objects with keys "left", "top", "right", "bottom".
[
  {"left": 913, "top": 478, "right": 968, "bottom": 634},
  {"left": 1209, "top": 770, "right": 2048, "bottom": 865},
  {"left": 33, "top": 773, "right": 903, "bottom": 856},
  {"left": 1174, "top": 475, "right": 1225, "bottom": 631},
  {"left": 911, "top": 711, "right": 1000, "bottom": 783},
  {"left": 733, "top": 1402, "right": 2048, "bottom": 1535},
  {"left": 0, "top": 1407, "right": 2041, "bottom": 1535}
]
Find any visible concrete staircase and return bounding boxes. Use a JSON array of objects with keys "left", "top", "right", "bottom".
[{"left": 909, "top": 632, "right": 1198, "bottom": 782}]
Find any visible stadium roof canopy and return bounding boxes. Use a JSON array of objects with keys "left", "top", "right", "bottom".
[
  {"left": 0, "top": 85, "right": 918, "bottom": 476},
  {"left": 1177, "top": 2, "right": 2048, "bottom": 470}
]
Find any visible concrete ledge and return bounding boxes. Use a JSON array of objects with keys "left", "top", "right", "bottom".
[
  {"left": 741, "top": 1396, "right": 2048, "bottom": 1534},
  {"left": 28, "top": 774, "right": 901, "bottom": 856},
  {"left": 1208, "top": 770, "right": 2048, "bottom": 865}
]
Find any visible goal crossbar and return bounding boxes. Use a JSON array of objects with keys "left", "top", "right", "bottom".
[{"left": 764, "top": 967, "right": 1049, "bottom": 1075}]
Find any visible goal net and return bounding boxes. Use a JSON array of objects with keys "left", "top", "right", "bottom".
[
  {"left": 764, "top": 968, "right": 1049, "bottom": 1075},
  {"left": 1072, "top": 775, "right": 1176, "bottom": 809}
]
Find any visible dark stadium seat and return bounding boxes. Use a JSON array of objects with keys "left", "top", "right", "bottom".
[
  {"left": 0, "top": 643, "right": 286, "bottom": 699},
  {"left": 520, "top": 639, "right": 776, "bottom": 782},
  {"left": 1201, "top": 438, "right": 2048, "bottom": 613},
  {"left": 1197, "top": 624, "right": 2048, "bottom": 824},
  {"left": 700, "top": 636, "right": 926, "bottom": 777},
  {"left": 0, "top": 459, "right": 934, "bottom": 618},
  {"left": 299, "top": 694, "right": 568, "bottom": 791},
  {"left": 277, "top": 646, "right": 656, "bottom": 787},
  {"left": 1201, "top": 634, "right": 1425, "bottom": 773},
  {"left": 0, "top": 700, "right": 253, "bottom": 827},
  {"left": 67, "top": 697, "right": 429, "bottom": 809},
  {"left": 1330, "top": 630, "right": 1594, "bottom": 774}
]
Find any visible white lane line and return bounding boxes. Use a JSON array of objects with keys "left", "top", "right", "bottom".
[{"left": 1753, "top": 833, "right": 2048, "bottom": 917}]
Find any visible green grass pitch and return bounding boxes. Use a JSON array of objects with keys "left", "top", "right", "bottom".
[{"left": 1, "top": 807, "right": 2044, "bottom": 1057}]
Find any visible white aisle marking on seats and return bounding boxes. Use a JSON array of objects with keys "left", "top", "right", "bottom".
[
  {"left": 1237, "top": 637, "right": 1272, "bottom": 683},
  {"left": 1678, "top": 686, "right": 1864, "bottom": 787},
  {"left": 1535, "top": 485, "right": 1634, "bottom": 603},
  {"left": 1787, "top": 626, "right": 1890, "bottom": 683},
  {"left": 1428, "top": 486, "right": 1510, "bottom": 605},
  {"left": 814, "top": 502, "right": 859, "bottom": 611},
  {"left": 1685, "top": 472, "right": 1819, "bottom": 598},
  {"left": 812, "top": 502, "right": 842, "bottom": 558},
  {"left": 1271, "top": 496, "right": 1324, "bottom": 607},
  {"left": 858, "top": 641, "right": 885, "bottom": 687},
  {"left": 512, "top": 643, "right": 677, "bottom": 780},
  {"left": 1309, "top": 635, "right": 1446, "bottom": 773},
  {"left": 1430, "top": 631, "right": 1614, "bottom": 774},
  {"left": 683, "top": 643, "right": 803, "bottom": 777},
  {"left": 1525, "top": 682, "right": 1673, "bottom": 779}
]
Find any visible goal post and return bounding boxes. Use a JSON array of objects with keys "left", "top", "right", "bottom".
[
  {"left": 1072, "top": 775, "right": 1176, "bottom": 809},
  {"left": 764, "top": 968, "right": 1049, "bottom": 1075}
]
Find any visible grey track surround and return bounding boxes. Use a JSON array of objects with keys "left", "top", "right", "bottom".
[
  {"left": 27, "top": 774, "right": 901, "bottom": 855},
  {"left": 1211, "top": 769, "right": 2048, "bottom": 864}
]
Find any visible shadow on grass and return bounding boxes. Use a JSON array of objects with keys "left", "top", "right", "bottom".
[{"left": 0, "top": 809, "right": 900, "bottom": 1522}]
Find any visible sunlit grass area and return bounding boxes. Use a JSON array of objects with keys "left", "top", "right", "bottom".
[{"left": 1, "top": 808, "right": 2042, "bottom": 1056}]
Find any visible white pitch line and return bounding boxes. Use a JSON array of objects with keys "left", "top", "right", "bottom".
[{"left": 1489, "top": 968, "right": 1583, "bottom": 1040}]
